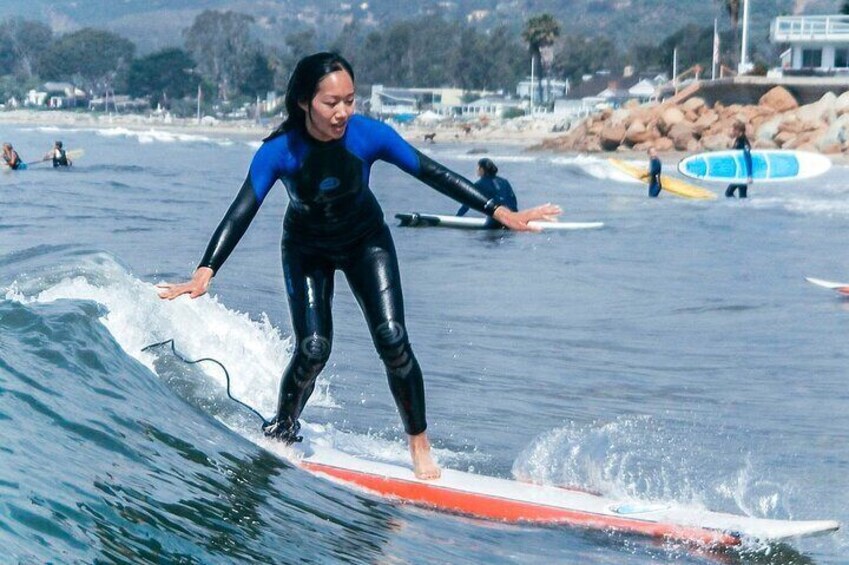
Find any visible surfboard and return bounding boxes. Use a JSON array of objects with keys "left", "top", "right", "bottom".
[
  {"left": 678, "top": 150, "right": 832, "bottom": 183},
  {"left": 607, "top": 159, "right": 716, "bottom": 200},
  {"left": 283, "top": 440, "right": 838, "bottom": 546},
  {"left": 395, "top": 213, "right": 604, "bottom": 231},
  {"left": 27, "top": 149, "right": 84, "bottom": 167},
  {"left": 805, "top": 277, "right": 849, "bottom": 296}
]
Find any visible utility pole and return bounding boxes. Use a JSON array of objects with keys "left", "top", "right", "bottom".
[{"left": 740, "top": 0, "right": 751, "bottom": 74}]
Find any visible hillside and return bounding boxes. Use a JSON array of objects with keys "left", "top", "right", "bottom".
[{"left": 2, "top": 0, "right": 843, "bottom": 55}]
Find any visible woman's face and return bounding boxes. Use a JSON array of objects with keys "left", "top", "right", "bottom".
[{"left": 301, "top": 70, "right": 355, "bottom": 141}]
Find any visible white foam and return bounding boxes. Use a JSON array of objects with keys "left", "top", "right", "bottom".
[
  {"left": 93, "top": 127, "right": 233, "bottom": 146},
  {"left": 551, "top": 154, "right": 641, "bottom": 183},
  {"left": 4, "top": 254, "right": 308, "bottom": 415}
]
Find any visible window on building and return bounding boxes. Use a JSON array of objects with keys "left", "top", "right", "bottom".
[
  {"left": 835, "top": 48, "right": 849, "bottom": 68},
  {"left": 802, "top": 48, "right": 822, "bottom": 68}
]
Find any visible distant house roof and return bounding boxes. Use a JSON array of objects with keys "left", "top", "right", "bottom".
[{"left": 567, "top": 73, "right": 643, "bottom": 100}]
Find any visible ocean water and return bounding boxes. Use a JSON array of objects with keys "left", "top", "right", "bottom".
[{"left": 1, "top": 123, "right": 848, "bottom": 564}]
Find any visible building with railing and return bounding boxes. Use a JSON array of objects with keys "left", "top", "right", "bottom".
[{"left": 771, "top": 15, "right": 849, "bottom": 72}]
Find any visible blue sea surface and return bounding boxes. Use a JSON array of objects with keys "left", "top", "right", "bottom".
[{"left": 1, "top": 124, "right": 848, "bottom": 564}]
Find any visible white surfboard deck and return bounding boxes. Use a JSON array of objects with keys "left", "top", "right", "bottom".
[
  {"left": 806, "top": 277, "right": 849, "bottom": 294},
  {"left": 272, "top": 438, "right": 838, "bottom": 546},
  {"left": 395, "top": 213, "right": 604, "bottom": 231},
  {"left": 678, "top": 150, "right": 831, "bottom": 183}
]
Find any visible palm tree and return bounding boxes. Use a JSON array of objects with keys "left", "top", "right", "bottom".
[{"left": 522, "top": 14, "right": 561, "bottom": 106}]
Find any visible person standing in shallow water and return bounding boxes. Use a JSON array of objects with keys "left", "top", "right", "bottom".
[
  {"left": 456, "top": 158, "right": 518, "bottom": 228},
  {"left": 45, "top": 141, "right": 72, "bottom": 167},
  {"left": 157, "top": 52, "right": 560, "bottom": 480},
  {"left": 725, "top": 121, "right": 753, "bottom": 198},
  {"left": 645, "top": 147, "right": 662, "bottom": 198},
  {"left": 2, "top": 143, "right": 24, "bottom": 170}
]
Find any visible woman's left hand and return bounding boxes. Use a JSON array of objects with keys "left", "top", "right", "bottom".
[{"left": 493, "top": 203, "right": 562, "bottom": 232}]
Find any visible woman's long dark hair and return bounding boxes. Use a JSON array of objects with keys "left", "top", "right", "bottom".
[
  {"left": 477, "top": 158, "right": 498, "bottom": 177},
  {"left": 264, "top": 52, "right": 355, "bottom": 141}
]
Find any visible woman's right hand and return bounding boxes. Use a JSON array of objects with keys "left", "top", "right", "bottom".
[{"left": 157, "top": 267, "right": 214, "bottom": 300}]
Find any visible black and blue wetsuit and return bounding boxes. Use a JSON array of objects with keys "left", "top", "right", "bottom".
[
  {"left": 725, "top": 134, "right": 752, "bottom": 198},
  {"left": 198, "top": 114, "right": 500, "bottom": 440},
  {"left": 648, "top": 157, "right": 662, "bottom": 198},
  {"left": 457, "top": 175, "right": 517, "bottom": 228}
]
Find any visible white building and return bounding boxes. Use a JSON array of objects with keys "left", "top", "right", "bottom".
[{"left": 771, "top": 15, "right": 849, "bottom": 72}]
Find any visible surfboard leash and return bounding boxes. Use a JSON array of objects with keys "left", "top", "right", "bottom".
[{"left": 141, "top": 339, "right": 269, "bottom": 426}]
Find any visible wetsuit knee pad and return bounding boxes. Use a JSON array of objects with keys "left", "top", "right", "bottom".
[
  {"left": 374, "top": 321, "right": 415, "bottom": 373},
  {"left": 292, "top": 334, "right": 331, "bottom": 384}
]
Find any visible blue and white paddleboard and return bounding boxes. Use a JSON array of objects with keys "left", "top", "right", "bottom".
[{"left": 678, "top": 150, "right": 831, "bottom": 183}]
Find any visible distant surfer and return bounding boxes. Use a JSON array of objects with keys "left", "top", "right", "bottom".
[
  {"left": 45, "top": 141, "right": 72, "bottom": 167},
  {"left": 725, "top": 121, "right": 752, "bottom": 198},
  {"left": 2, "top": 143, "right": 24, "bottom": 170},
  {"left": 157, "top": 52, "right": 560, "bottom": 480},
  {"left": 456, "top": 158, "right": 518, "bottom": 228},
  {"left": 645, "top": 147, "right": 662, "bottom": 198}
]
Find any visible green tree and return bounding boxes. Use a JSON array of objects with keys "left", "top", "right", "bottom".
[
  {"left": 522, "top": 14, "right": 561, "bottom": 103},
  {"left": 552, "top": 34, "right": 618, "bottom": 83},
  {"left": 240, "top": 51, "right": 274, "bottom": 97},
  {"left": 184, "top": 10, "right": 259, "bottom": 100},
  {"left": 0, "top": 18, "right": 53, "bottom": 79},
  {"left": 41, "top": 28, "right": 135, "bottom": 91},
  {"left": 127, "top": 48, "right": 197, "bottom": 106}
]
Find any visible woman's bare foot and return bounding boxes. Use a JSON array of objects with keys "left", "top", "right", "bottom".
[{"left": 408, "top": 432, "right": 441, "bottom": 480}]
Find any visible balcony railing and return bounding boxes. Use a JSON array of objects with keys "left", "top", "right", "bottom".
[{"left": 772, "top": 15, "right": 849, "bottom": 42}]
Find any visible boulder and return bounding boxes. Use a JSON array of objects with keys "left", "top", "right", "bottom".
[
  {"left": 796, "top": 92, "right": 837, "bottom": 125},
  {"left": 682, "top": 97, "right": 706, "bottom": 114},
  {"left": 753, "top": 139, "right": 779, "bottom": 149},
  {"left": 836, "top": 91, "right": 849, "bottom": 115},
  {"left": 759, "top": 86, "right": 798, "bottom": 112},
  {"left": 755, "top": 115, "right": 782, "bottom": 143},
  {"left": 653, "top": 137, "right": 675, "bottom": 152},
  {"left": 701, "top": 133, "right": 730, "bottom": 150},
  {"left": 693, "top": 111, "right": 719, "bottom": 134},
  {"left": 600, "top": 123, "right": 627, "bottom": 150},
  {"left": 657, "top": 107, "right": 685, "bottom": 134},
  {"left": 774, "top": 131, "right": 796, "bottom": 147},
  {"left": 667, "top": 122, "right": 696, "bottom": 150},
  {"left": 817, "top": 113, "right": 849, "bottom": 150},
  {"left": 686, "top": 138, "right": 702, "bottom": 152}
]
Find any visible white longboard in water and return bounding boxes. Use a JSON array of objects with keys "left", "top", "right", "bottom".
[
  {"left": 806, "top": 277, "right": 849, "bottom": 295},
  {"left": 273, "top": 438, "right": 838, "bottom": 547},
  {"left": 395, "top": 213, "right": 604, "bottom": 231}
]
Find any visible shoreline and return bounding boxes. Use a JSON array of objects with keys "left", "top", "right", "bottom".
[{"left": 0, "top": 109, "right": 568, "bottom": 148}]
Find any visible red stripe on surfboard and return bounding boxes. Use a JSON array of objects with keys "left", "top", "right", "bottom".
[{"left": 300, "top": 461, "right": 740, "bottom": 546}]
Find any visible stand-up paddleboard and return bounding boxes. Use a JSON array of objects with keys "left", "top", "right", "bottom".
[
  {"left": 608, "top": 159, "right": 716, "bottom": 200},
  {"left": 281, "top": 439, "right": 838, "bottom": 546},
  {"left": 395, "top": 213, "right": 604, "bottom": 231},
  {"left": 805, "top": 277, "right": 849, "bottom": 296},
  {"left": 678, "top": 150, "right": 831, "bottom": 183}
]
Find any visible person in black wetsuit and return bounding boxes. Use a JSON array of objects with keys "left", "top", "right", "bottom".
[
  {"left": 456, "top": 158, "right": 518, "bottom": 228},
  {"left": 44, "top": 141, "right": 72, "bottom": 167},
  {"left": 646, "top": 147, "right": 662, "bottom": 198},
  {"left": 2, "top": 143, "right": 24, "bottom": 170},
  {"left": 158, "top": 52, "right": 560, "bottom": 479},
  {"left": 725, "top": 121, "right": 753, "bottom": 198}
]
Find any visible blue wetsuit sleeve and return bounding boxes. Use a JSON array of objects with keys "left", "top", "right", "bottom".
[
  {"left": 456, "top": 204, "right": 470, "bottom": 216},
  {"left": 197, "top": 144, "right": 280, "bottom": 272},
  {"left": 374, "top": 122, "right": 499, "bottom": 215}
]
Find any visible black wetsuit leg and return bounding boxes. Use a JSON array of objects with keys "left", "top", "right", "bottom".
[
  {"left": 738, "top": 184, "right": 748, "bottom": 198},
  {"left": 341, "top": 225, "right": 427, "bottom": 435},
  {"left": 725, "top": 184, "right": 738, "bottom": 198},
  {"left": 272, "top": 242, "right": 335, "bottom": 435}
]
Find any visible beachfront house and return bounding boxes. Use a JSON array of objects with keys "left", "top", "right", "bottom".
[
  {"left": 456, "top": 96, "right": 524, "bottom": 118},
  {"left": 771, "top": 15, "right": 849, "bottom": 74},
  {"left": 26, "top": 82, "right": 87, "bottom": 108}
]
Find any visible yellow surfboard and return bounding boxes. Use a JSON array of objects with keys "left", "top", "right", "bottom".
[{"left": 608, "top": 158, "right": 716, "bottom": 200}]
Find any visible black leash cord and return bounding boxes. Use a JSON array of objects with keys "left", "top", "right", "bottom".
[{"left": 141, "top": 339, "right": 269, "bottom": 425}]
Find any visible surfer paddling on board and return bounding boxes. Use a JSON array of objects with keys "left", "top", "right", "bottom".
[
  {"left": 725, "top": 121, "right": 752, "bottom": 198},
  {"left": 456, "top": 158, "right": 518, "bottom": 228},
  {"left": 157, "top": 52, "right": 560, "bottom": 480},
  {"left": 645, "top": 147, "right": 662, "bottom": 198}
]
